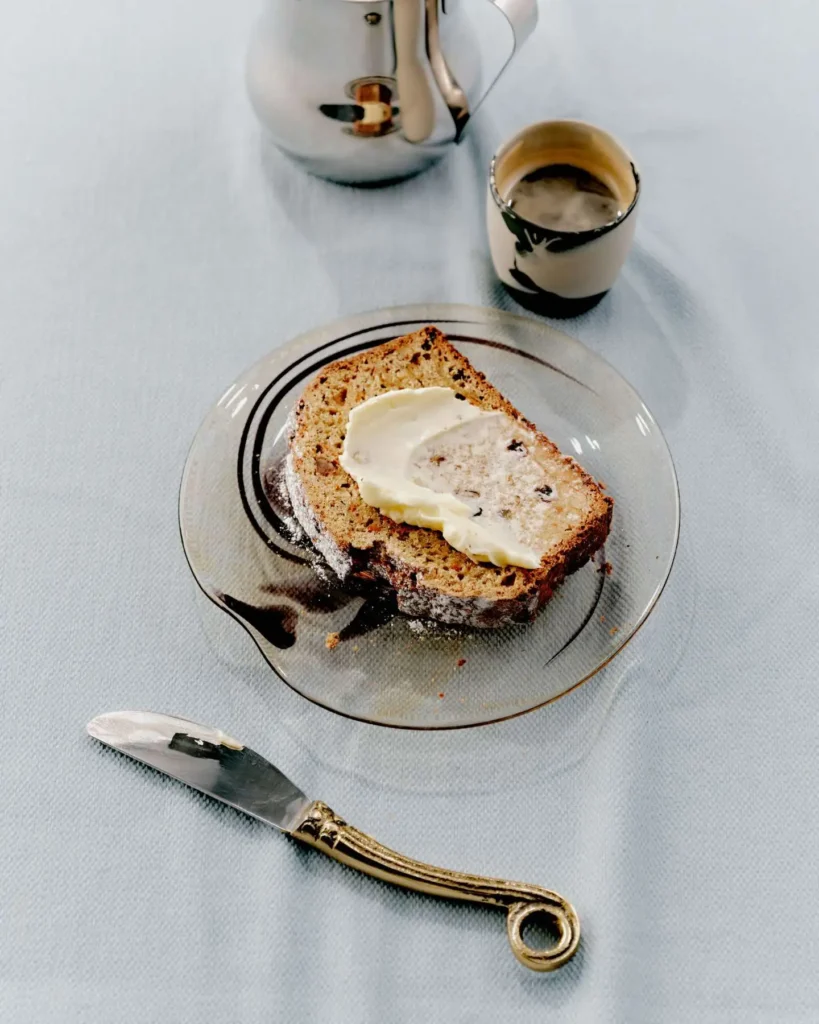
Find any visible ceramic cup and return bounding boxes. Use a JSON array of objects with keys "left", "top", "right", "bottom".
[{"left": 487, "top": 120, "right": 640, "bottom": 316}]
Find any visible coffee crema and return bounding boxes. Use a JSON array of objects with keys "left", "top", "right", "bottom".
[{"left": 506, "top": 163, "right": 622, "bottom": 233}]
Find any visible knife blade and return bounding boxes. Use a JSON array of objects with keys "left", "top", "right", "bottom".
[
  {"left": 87, "top": 711, "right": 311, "bottom": 831},
  {"left": 87, "top": 710, "right": 580, "bottom": 973}
]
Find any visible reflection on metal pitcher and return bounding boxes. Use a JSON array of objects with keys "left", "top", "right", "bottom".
[{"left": 246, "top": 0, "right": 538, "bottom": 185}]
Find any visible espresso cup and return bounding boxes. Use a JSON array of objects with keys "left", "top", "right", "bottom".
[{"left": 487, "top": 120, "right": 640, "bottom": 316}]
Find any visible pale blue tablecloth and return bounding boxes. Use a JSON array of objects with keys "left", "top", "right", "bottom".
[{"left": 2, "top": 0, "right": 818, "bottom": 1020}]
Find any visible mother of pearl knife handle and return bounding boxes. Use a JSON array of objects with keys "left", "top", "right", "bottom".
[{"left": 292, "top": 801, "right": 579, "bottom": 972}]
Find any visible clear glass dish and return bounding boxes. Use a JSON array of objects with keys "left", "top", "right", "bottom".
[{"left": 179, "top": 304, "right": 679, "bottom": 729}]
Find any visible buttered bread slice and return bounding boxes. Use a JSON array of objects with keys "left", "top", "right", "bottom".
[{"left": 284, "top": 326, "right": 612, "bottom": 628}]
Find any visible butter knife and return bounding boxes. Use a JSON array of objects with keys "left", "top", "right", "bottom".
[{"left": 87, "top": 710, "right": 579, "bottom": 972}]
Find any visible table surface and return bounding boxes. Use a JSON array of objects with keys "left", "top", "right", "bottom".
[{"left": 3, "top": 0, "right": 818, "bottom": 1020}]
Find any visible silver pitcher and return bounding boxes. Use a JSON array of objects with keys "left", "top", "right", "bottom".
[{"left": 247, "top": 0, "right": 538, "bottom": 185}]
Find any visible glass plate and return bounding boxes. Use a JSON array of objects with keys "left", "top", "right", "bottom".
[{"left": 180, "top": 304, "right": 679, "bottom": 729}]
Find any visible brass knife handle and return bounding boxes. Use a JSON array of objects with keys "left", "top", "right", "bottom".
[{"left": 292, "top": 801, "right": 579, "bottom": 972}]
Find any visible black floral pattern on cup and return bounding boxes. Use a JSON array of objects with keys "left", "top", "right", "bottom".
[{"left": 508, "top": 262, "right": 541, "bottom": 294}]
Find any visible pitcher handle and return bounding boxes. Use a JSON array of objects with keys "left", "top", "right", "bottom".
[
  {"left": 424, "top": 0, "right": 470, "bottom": 141},
  {"left": 424, "top": 0, "right": 538, "bottom": 144},
  {"left": 488, "top": 0, "right": 539, "bottom": 45},
  {"left": 471, "top": 0, "right": 539, "bottom": 120}
]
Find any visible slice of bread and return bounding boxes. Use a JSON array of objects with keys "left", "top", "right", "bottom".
[{"left": 284, "top": 326, "right": 612, "bottom": 628}]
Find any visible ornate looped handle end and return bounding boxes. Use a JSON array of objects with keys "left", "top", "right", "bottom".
[
  {"left": 506, "top": 899, "right": 579, "bottom": 972},
  {"left": 292, "top": 801, "right": 580, "bottom": 973}
]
